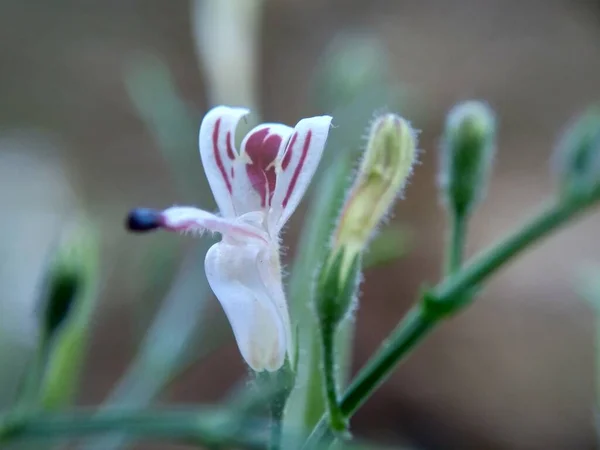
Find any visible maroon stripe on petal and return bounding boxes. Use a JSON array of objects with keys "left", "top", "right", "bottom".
[
  {"left": 281, "top": 132, "right": 297, "bottom": 170},
  {"left": 226, "top": 131, "right": 236, "bottom": 160},
  {"left": 213, "top": 118, "right": 233, "bottom": 193},
  {"left": 282, "top": 131, "right": 312, "bottom": 208}
]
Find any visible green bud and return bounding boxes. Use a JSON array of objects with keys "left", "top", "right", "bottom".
[
  {"left": 37, "top": 221, "right": 100, "bottom": 409},
  {"left": 39, "top": 223, "right": 98, "bottom": 341},
  {"left": 334, "top": 113, "right": 417, "bottom": 281},
  {"left": 553, "top": 108, "right": 600, "bottom": 198},
  {"left": 315, "top": 113, "right": 416, "bottom": 328},
  {"left": 439, "top": 101, "right": 496, "bottom": 216}
]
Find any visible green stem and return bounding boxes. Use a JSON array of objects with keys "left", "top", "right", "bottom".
[
  {"left": 432, "top": 195, "right": 594, "bottom": 301},
  {"left": 269, "top": 405, "right": 283, "bottom": 450},
  {"left": 0, "top": 408, "right": 267, "bottom": 449},
  {"left": 445, "top": 211, "right": 467, "bottom": 275},
  {"left": 267, "top": 378, "right": 289, "bottom": 450},
  {"left": 303, "top": 307, "right": 434, "bottom": 448},
  {"left": 255, "top": 361, "right": 295, "bottom": 450},
  {"left": 320, "top": 322, "right": 348, "bottom": 435},
  {"left": 339, "top": 306, "right": 435, "bottom": 417},
  {"left": 15, "top": 337, "right": 50, "bottom": 413},
  {"left": 285, "top": 155, "right": 355, "bottom": 433},
  {"left": 304, "top": 188, "right": 600, "bottom": 448}
]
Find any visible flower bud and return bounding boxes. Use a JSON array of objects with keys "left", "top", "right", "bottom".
[
  {"left": 334, "top": 113, "right": 417, "bottom": 280},
  {"left": 439, "top": 101, "right": 496, "bottom": 216},
  {"left": 553, "top": 108, "right": 600, "bottom": 198},
  {"left": 36, "top": 221, "right": 100, "bottom": 409},
  {"left": 38, "top": 222, "right": 99, "bottom": 341},
  {"left": 316, "top": 113, "right": 417, "bottom": 326},
  {"left": 312, "top": 114, "right": 417, "bottom": 436}
]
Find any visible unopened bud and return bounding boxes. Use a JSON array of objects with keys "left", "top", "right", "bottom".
[
  {"left": 439, "top": 101, "right": 496, "bottom": 216},
  {"left": 315, "top": 113, "right": 417, "bottom": 327},
  {"left": 36, "top": 221, "right": 99, "bottom": 409},
  {"left": 334, "top": 113, "right": 417, "bottom": 279},
  {"left": 553, "top": 108, "right": 600, "bottom": 198},
  {"left": 39, "top": 223, "right": 98, "bottom": 341}
]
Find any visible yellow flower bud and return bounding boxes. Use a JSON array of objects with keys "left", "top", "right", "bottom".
[{"left": 334, "top": 113, "right": 417, "bottom": 278}]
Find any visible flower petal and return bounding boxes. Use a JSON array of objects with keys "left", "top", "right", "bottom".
[
  {"left": 199, "top": 106, "right": 250, "bottom": 218},
  {"left": 205, "top": 242, "right": 288, "bottom": 372},
  {"left": 270, "top": 115, "right": 332, "bottom": 231},
  {"left": 234, "top": 123, "right": 294, "bottom": 215},
  {"left": 159, "top": 206, "right": 268, "bottom": 244}
]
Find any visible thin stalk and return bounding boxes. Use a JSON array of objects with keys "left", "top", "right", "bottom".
[
  {"left": 304, "top": 188, "right": 600, "bottom": 448},
  {"left": 0, "top": 408, "right": 267, "bottom": 450},
  {"left": 269, "top": 406, "right": 283, "bottom": 450},
  {"left": 432, "top": 195, "right": 595, "bottom": 301},
  {"left": 338, "top": 306, "right": 435, "bottom": 417},
  {"left": 255, "top": 361, "right": 295, "bottom": 450},
  {"left": 284, "top": 155, "right": 354, "bottom": 434},
  {"left": 303, "top": 307, "right": 434, "bottom": 448},
  {"left": 445, "top": 211, "right": 467, "bottom": 275},
  {"left": 320, "top": 322, "right": 348, "bottom": 435},
  {"left": 15, "top": 337, "right": 50, "bottom": 413}
]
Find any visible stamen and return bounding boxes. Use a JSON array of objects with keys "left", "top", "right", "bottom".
[{"left": 126, "top": 208, "right": 163, "bottom": 233}]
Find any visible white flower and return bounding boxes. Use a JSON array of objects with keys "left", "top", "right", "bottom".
[{"left": 129, "top": 106, "right": 332, "bottom": 372}]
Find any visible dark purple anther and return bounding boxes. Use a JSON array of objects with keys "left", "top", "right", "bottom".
[{"left": 126, "top": 208, "right": 162, "bottom": 233}]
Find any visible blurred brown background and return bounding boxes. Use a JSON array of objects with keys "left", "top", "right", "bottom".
[{"left": 1, "top": 0, "right": 600, "bottom": 449}]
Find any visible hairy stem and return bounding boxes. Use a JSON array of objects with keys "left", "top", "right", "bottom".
[{"left": 320, "top": 321, "right": 348, "bottom": 435}]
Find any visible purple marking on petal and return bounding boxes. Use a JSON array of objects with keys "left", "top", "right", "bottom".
[
  {"left": 244, "top": 128, "right": 282, "bottom": 207},
  {"left": 281, "top": 132, "right": 297, "bottom": 170},
  {"left": 226, "top": 131, "right": 236, "bottom": 160},
  {"left": 282, "top": 130, "right": 312, "bottom": 208},
  {"left": 213, "top": 118, "right": 232, "bottom": 193}
]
